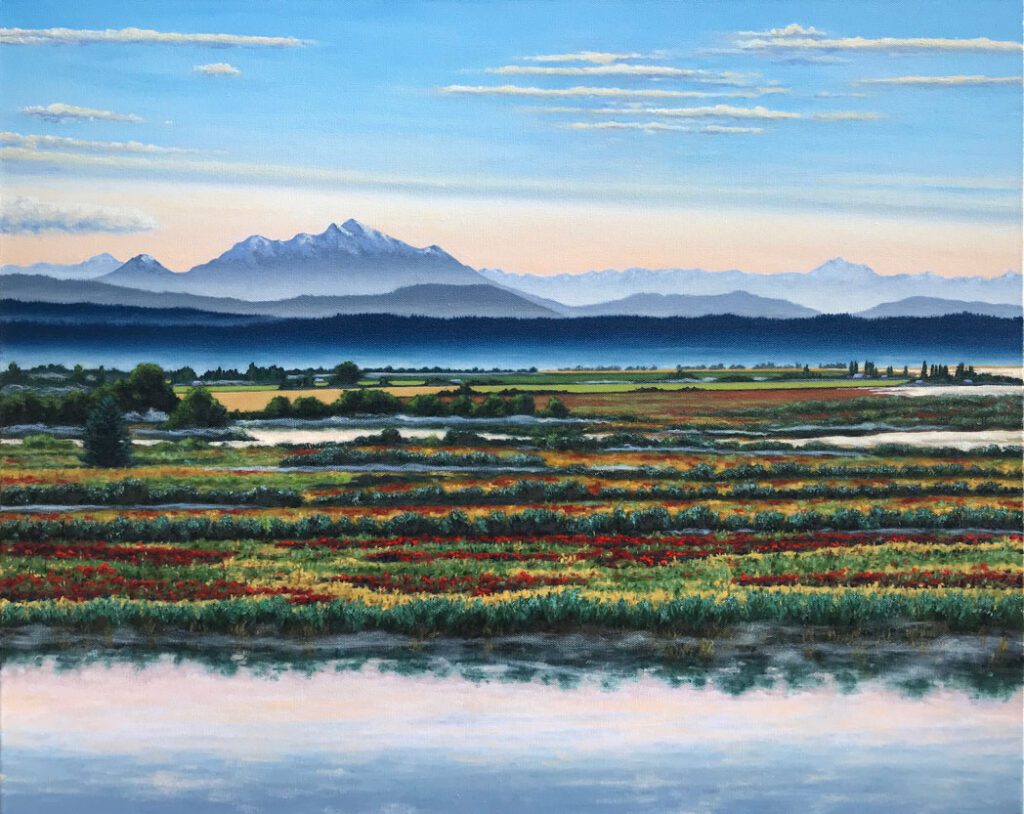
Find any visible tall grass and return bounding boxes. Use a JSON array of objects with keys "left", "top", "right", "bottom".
[{"left": 3, "top": 591, "right": 1020, "bottom": 635}]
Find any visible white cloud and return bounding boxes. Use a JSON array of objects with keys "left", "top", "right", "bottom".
[
  {"left": 0, "top": 131, "right": 192, "bottom": 154},
  {"left": 812, "top": 111, "right": 884, "bottom": 121},
  {"left": 547, "top": 104, "right": 802, "bottom": 120},
  {"left": 856, "top": 74, "right": 1023, "bottom": 87},
  {"left": 485, "top": 64, "right": 755, "bottom": 84},
  {"left": 194, "top": 62, "right": 242, "bottom": 76},
  {"left": 441, "top": 84, "right": 787, "bottom": 99},
  {"left": 20, "top": 103, "right": 144, "bottom": 124},
  {"left": 738, "top": 24, "right": 827, "bottom": 38},
  {"left": 0, "top": 196, "right": 156, "bottom": 234},
  {"left": 738, "top": 34, "right": 1023, "bottom": 53},
  {"left": 569, "top": 121, "right": 763, "bottom": 134},
  {"left": 0, "top": 27, "right": 309, "bottom": 47},
  {"left": 522, "top": 51, "right": 665, "bottom": 64}
]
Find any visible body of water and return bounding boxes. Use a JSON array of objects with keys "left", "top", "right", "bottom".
[{"left": 2, "top": 631, "right": 1021, "bottom": 813}]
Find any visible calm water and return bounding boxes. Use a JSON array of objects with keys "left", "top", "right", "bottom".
[{"left": 2, "top": 631, "right": 1021, "bottom": 813}]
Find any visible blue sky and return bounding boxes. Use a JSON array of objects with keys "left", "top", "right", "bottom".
[{"left": 1, "top": 0, "right": 1021, "bottom": 275}]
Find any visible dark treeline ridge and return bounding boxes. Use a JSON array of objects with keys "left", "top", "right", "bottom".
[
  {"left": 8, "top": 311, "right": 1022, "bottom": 356},
  {"left": 0, "top": 361, "right": 568, "bottom": 426}
]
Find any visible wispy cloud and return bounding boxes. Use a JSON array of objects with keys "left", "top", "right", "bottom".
[
  {"left": 543, "top": 104, "right": 882, "bottom": 123},
  {"left": 0, "top": 27, "right": 309, "bottom": 47},
  {"left": 0, "top": 131, "right": 192, "bottom": 154},
  {"left": 737, "top": 33, "right": 1023, "bottom": 54},
  {"left": 441, "top": 84, "right": 787, "bottom": 99},
  {"left": 544, "top": 104, "right": 802, "bottom": 120},
  {"left": 1, "top": 146, "right": 1015, "bottom": 220},
  {"left": 522, "top": 51, "right": 665, "bottom": 64},
  {"left": 0, "top": 195, "right": 156, "bottom": 234},
  {"left": 485, "top": 64, "right": 754, "bottom": 84},
  {"left": 194, "top": 62, "right": 242, "bottom": 77},
  {"left": 811, "top": 111, "right": 883, "bottom": 121},
  {"left": 737, "top": 24, "right": 827, "bottom": 38},
  {"left": 568, "top": 121, "right": 763, "bottom": 134},
  {"left": 856, "top": 74, "right": 1023, "bottom": 87},
  {"left": 20, "top": 103, "right": 144, "bottom": 124}
]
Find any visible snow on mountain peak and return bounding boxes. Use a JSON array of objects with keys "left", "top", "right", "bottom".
[
  {"left": 809, "top": 257, "right": 877, "bottom": 279},
  {"left": 204, "top": 219, "right": 465, "bottom": 271}
]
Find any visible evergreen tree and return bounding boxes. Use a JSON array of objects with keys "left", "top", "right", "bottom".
[
  {"left": 920, "top": 361, "right": 928, "bottom": 379},
  {"left": 81, "top": 395, "right": 132, "bottom": 468}
]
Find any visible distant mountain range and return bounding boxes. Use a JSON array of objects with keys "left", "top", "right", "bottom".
[
  {"left": 2, "top": 219, "right": 1021, "bottom": 320},
  {"left": 855, "top": 296, "right": 1023, "bottom": 319},
  {"left": 482, "top": 258, "right": 1022, "bottom": 313},
  {"left": 0, "top": 276, "right": 559, "bottom": 319},
  {"left": 0, "top": 252, "right": 122, "bottom": 280},
  {"left": 571, "top": 291, "right": 818, "bottom": 319}
]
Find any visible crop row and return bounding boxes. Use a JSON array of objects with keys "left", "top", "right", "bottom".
[
  {"left": 3, "top": 505, "right": 1020, "bottom": 542},
  {"left": 733, "top": 566, "right": 1022, "bottom": 589},
  {"left": 3, "top": 477, "right": 1016, "bottom": 509}
]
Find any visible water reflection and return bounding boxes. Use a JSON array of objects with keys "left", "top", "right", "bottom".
[{"left": 2, "top": 630, "right": 1021, "bottom": 813}]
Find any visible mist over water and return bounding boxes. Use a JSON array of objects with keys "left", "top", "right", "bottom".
[
  {"left": 7, "top": 334, "right": 1023, "bottom": 372},
  {"left": 2, "top": 632, "right": 1022, "bottom": 813}
]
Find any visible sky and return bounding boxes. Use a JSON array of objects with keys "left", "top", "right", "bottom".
[{"left": 0, "top": 0, "right": 1021, "bottom": 276}]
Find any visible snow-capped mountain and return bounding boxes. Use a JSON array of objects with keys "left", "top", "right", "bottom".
[
  {"left": 0, "top": 253, "right": 122, "bottom": 280},
  {"left": 96, "top": 219, "right": 486, "bottom": 299},
  {"left": 482, "top": 258, "right": 1023, "bottom": 312},
  {"left": 100, "top": 254, "right": 176, "bottom": 286}
]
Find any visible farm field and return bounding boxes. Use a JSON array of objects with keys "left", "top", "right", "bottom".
[
  {"left": 2, "top": 387, "right": 1021, "bottom": 636},
  {"left": 193, "top": 368, "right": 913, "bottom": 413}
]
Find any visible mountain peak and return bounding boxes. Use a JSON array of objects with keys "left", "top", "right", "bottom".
[
  {"left": 809, "top": 257, "right": 877, "bottom": 280},
  {"left": 339, "top": 218, "right": 366, "bottom": 233}
]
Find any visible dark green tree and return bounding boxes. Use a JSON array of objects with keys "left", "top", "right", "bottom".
[
  {"left": 264, "top": 395, "right": 293, "bottom": 418},
  {"left": 112, "top": 363, "right": 179, "bottom": 412},
  {"left": 81, "top": 395, "right": 132, "bottom": 468},
  {"left": 542, "top": 396, "right": 570, "bottom": 418},
  {"left": 166, "top": 388, "right": 229, "bottom": 428},
  {"left": 330, "top": 361, "right": 362, "bottom": 386}
]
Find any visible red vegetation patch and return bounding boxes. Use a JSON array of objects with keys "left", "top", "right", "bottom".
[
  {"left": 0, "top": 564, "right": 262, "bottom": 601},
  {"left": 278, "top": 532, "right": 1017, "bottom": 568},
  {"left": 2, "top": 541, "right": 233, "bottom": 566},
  {"left": 332, "top": 570, "right": 583, "bottom": 596}
]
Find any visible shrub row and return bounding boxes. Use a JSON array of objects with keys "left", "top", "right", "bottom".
[
  {"left": 4, "top": 506, "right": 1019, "bottom": 543},
  {"left": 1, "top": 480, "right": 302, "bottom": 508},
  {"left": 311, "top": 478, "right": 1017, "bottom": 507}
]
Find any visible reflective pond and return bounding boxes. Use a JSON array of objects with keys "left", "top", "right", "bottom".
[{"left": 2, "top": 630, "right": 1021, "bottom": 813}]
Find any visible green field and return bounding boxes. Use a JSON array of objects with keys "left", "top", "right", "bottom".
[{"left": 472, "top": 378, "right": 906, "bottom": 394}]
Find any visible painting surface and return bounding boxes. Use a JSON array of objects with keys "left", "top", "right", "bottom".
[{"left": 1, "top": 2, "right": 1022, "bottom": 812}]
